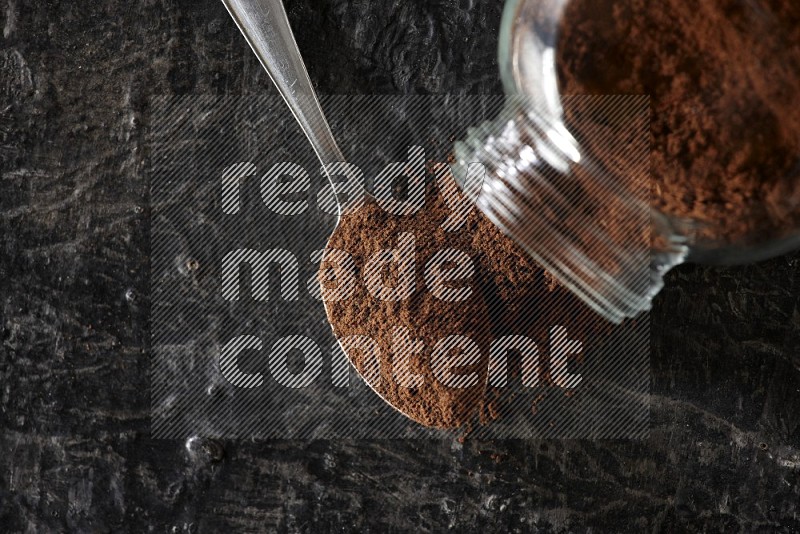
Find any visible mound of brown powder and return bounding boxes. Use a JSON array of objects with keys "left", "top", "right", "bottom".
[
  {"left": 324, "top": 185, "right": 611, "bottom": 429},
  {"left": 557, "top": 0, "right": 800, "bottom": 245},
  {"left": 319, "top": 0, "right": 800, "bottom": 429},
  {"left": 325, "top": 195, "right": 490, "bottom": 427}
]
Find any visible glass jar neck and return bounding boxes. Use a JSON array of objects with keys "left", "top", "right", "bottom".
[{"left": 455, "top": 97, "right": 686, "bottom": 323}]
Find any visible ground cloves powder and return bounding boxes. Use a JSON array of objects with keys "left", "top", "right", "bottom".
[
  {"left": 557, "top": 0, "right": 800, "bottom": 244},
  {"left": 325, "top": 0, "right": 800, "bottom": 429},
  {"left": 325, "top": 183, "right": 611, "bottom": 429}
]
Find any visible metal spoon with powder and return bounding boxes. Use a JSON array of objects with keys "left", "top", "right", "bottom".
[{"left": 220, "top": 0, "right": 453, "bottom": 426}]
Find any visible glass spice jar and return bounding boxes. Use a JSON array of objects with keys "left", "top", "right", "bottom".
[{"left": 455, "top": 0, "right": 800, "bottom": 323}]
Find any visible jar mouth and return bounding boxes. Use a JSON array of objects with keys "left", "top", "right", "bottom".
[
  {"left": 502, "top": 0, "right": 800, "bottom": 265},
  {"left": 454, "top": 94, "right": 658, "bottom": 324}
]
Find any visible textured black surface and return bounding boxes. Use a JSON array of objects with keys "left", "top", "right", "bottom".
[{"left": 1, "top": 0, "right": 799, "bottom": 531}]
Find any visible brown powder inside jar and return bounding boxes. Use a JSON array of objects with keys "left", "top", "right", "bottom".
[
  {"left": 324, "top": 183, "right": 612, "bottom": 429},
  {"left": 556, "top": 0, "right": 800, "bottom": 245}
]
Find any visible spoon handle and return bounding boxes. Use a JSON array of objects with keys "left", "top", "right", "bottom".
[{"left": 221, "top": 0, "right": 345, "bottom": 166}]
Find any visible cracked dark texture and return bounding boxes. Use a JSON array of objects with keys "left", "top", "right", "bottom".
[{"left": 0, "top": 0, "right": 799, "bottom": 532}]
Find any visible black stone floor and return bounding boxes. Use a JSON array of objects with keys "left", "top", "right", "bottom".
[{"left": 0, "top": 0, "right": 798, "bottom": 531}]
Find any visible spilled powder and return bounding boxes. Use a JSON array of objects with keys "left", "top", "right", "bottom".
[
  {"left": 317, "top": 0, "right": 800, "bottom": 430},
  {"left": 323, "top": 184, "right": 611, "bottom": 429}
]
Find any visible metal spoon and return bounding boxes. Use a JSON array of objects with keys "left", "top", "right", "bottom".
[
  {"left": 221, "top": 0, "right": 348, "bottom": 215},
  {"left": 221, "top": 0, "right": 432, "bottom": 428}
]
